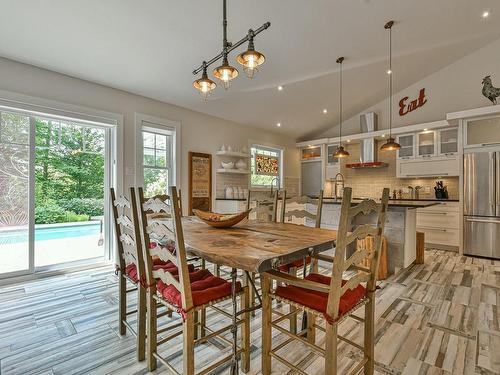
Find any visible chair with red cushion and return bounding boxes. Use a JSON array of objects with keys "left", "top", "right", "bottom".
[
  {"left": 136, "top": 186, "right": 250, "bottom": 374},
  {"left": 261, "top": 187, "right": 390, "bottom": 375}
]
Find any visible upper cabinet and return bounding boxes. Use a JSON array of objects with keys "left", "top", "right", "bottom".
[
  {"left": 464, "top": 116, "right": 500, "bottom": 148},
  {"left": 439, "top": 128, "right": 458, "bottom": 155},
  {"left": 326, "top": 143, "right": 340, "bottom": 166},
  {"left": 301, "top": 145, "right": 322, "bottom": 160},
  {"left": 417, "top": 131, "right": 437, "bottom": 157},
  {"left": 396, "top": 134, "right": 415, "bottom": 159}
]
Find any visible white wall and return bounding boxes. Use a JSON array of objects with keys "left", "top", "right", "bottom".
[
  {"left": 318, "top": 37, "right": 500, "bottom": 138},
  {"left": 0, "top": 57, "right": 300, "bottom": 210}
]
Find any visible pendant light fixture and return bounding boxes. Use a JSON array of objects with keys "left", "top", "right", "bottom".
[
  {"left": 380, "top": 20, "right": 401, "bottom": 151},
  {"left": 334, "top": 57, "right": 350, "bottom": 158},
  {"left": 193, "top": 0, "right": 270, "bottom": 97},
  {"left": 237, "top": 32, "right": 266, "bottom": 78},
  {"left": 193, "top": 62, "right": 217, "bottom": 100}
]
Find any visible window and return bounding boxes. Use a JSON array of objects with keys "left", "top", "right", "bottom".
[
  {"left": 142, "top": 128, "right": 173, "bottom": 196},
  {"left": 250, "top": 145, "right": 283, "bottom": 188}
]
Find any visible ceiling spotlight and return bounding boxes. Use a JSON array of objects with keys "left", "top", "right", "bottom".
[
  {"left": 278, "top": 86, "right": 283, "bottom": 91},
  {"left": 483, "top": 11, "right": 490, "bottom": 18},
  {"left": 387, "top": 69, "right": 392, "bottom": 75},
  {"left": 347, "top": 139, "right": 351, "bottom": 143},
  {"left": 277, "top": 122, "right": 281, "bottom": 127},
  {"left": 323, "top": 109, "right": 328, "bottom": 114},
  {"left": 381, "top": 134, "right": 386, "bottom": 138}
]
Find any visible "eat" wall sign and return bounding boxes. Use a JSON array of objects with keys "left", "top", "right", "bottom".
[{"left": 399, "top": 88, "right": 427, "bottom": 116}]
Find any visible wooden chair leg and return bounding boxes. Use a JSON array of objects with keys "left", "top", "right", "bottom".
[
  {"left": 200, "top": 307, "right": 206, "bottom": 338},
  {"left": 325, "top": 322, "right": 338, "bottom": 375},
  {"left": 306, "top": 312, "right": 316, "bottom": 344},
  {"left": 250, "top": 272, "right": 256, "bottom": 317},
  {"left": 214, "top": 263, "right": 220, "bottom": 277},
  {"left": 183, "top": 310, "right": 195, "bottom": 375},
  {"left": 364, "top": 292, "right": 375, "bottom": 375},
  {"left": 241, "top": 286, "right": 251, "bottom": 373},
  {"left": 312, "top": 258, "right": 319, "bottom": 273},
  {"left": 146, "top": 290, "right": 158, "bottom": 371},
  {"left": 261, "top": 274, "right": 272, "bottom": 375},
  {"left": 118, "top": 273, "right": 126, "bottom": 335},
  {"left": 194, "top": 310, "right": 199, "bottom": 340},
  {"left": 137, "top": 286, "right": 146, "bottom": 361},
  {"left": 288, "top": 267, "right": 298, "bottom": 334}
]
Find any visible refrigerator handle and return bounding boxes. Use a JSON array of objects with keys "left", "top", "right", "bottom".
[
  {"left": 497, "top": 152, "right": 500, "bottom": 215},
  {"left": 490, "top": 153, "right": 495, "bottom": 208}
]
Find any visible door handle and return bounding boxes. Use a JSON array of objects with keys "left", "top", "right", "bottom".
[{"left": 465, "top": 217, "right": 500, "bottom": 224}]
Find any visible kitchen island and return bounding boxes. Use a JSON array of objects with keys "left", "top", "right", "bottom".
[{"left": 281, "top": 198, "right": 440, "bottom": 274}]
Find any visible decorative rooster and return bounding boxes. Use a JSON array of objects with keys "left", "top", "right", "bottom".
[{"left": 482, "top": 75, "right": 500, "bottom": 105}]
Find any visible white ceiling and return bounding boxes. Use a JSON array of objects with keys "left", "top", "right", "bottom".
[{"left": 1, "top": 0, "right": 500, "bottom": 140}]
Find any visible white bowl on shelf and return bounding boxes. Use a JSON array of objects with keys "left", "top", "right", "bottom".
[{"left": 221, "top": 161, "right": 235, "bottom": 169}]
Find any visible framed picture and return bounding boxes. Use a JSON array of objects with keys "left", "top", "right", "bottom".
[
  {"left": 188, "top": 152, "right": 212, "bottom": 215},
  {"left": 255, "top": 153, "right": 279, "bottom": 176}
]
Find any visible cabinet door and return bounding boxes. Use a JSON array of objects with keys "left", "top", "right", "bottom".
[
  {"left": 396, "top": 134, "right": 415, "bottom": 159},
  {"left": 465, "top": 116, "right": 500, "bottom": 147},
  {"left": 326, "top": 144, "right": 340, "bottom": 165},
  {"left": 417, "top": 131, "right": 436, "bottom": 157},
  {"left": 439, "top": 128, "right": 458, "bottom": 155}
]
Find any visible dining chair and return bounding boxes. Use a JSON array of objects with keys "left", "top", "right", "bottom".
[
  {"left": 277, "top": 190, "right": 324, "bottom": 333},
  {"left": 261, "top": 187, "right": 390, "bottom": 375},
  {"left": 110, "top": 187, "right": 148, "bottom": 361},
  {"left": 135, "top": 186, "right": 250, "bottom": 374}
]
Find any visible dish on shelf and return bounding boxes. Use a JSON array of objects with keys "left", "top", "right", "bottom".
[
  {"left": 221, "top": 161, "right": 235, "bottom": 169},
  {"left": 193, "top": 209, "right": 250, "bottom": 228}
]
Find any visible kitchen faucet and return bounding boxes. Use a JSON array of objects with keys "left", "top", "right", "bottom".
[
  {"left": 331, "top": 173, "right": 345, "bottom": 201},
  {"left": 414, "top": 186, "right": 423, "bottom": 200},
  {"left": 270, "top": 177, "right": 279, "bottom": 197},
  {"left": 407, "top": 185, "right": 414, "bottom": 199}
]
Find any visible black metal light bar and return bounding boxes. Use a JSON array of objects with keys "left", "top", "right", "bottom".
[{"left": 193, "top": 0, "right": 270, "bottom": 75}]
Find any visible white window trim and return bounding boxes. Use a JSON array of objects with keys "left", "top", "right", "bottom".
[
  {"left": 135, "top": 113, "right": 181, "bottom": 190},
  {"left": 249, "top": 142, "right": 285, "bottom": 190}
]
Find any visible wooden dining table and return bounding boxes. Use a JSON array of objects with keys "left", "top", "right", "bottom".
[{"left": 180, "top": 216, "right": 337, "bottom": 375}]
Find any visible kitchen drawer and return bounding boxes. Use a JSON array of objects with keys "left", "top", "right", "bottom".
[
  {"left": 417, "top": 211, "right": 459, "bottom": 229},
  {"left": 416, "top": 226, "right": 460, "bottom": 246},
  {"left": 418, "top": 202, "right": 459, "bottom": 213}
]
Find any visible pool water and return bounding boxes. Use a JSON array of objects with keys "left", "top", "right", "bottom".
[{"left": 0, "top": 223, "right": 101, "bottom": 244}]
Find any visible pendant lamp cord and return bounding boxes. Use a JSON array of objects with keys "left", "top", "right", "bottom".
[
  {"left": 389, "top": 24, "right": 393, "bottom": 138},
  {"left": 339, "top": 59, "right": 343, "bottom": 146},
  {"left": 223, "top": 0, "right": 229, "bottom": 55}
]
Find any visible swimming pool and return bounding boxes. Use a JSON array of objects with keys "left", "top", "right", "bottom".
[{"left": 0, "top": 222, "right": 101, "bottom": 245}]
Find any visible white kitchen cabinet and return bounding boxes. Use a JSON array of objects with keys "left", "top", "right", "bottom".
[
  {"left": 464, "top": 116, "right": 500, "bottom": 147},
  {"left": 416, "top": 202, "right": 459, "bottom": 249},
  {"left": 396, "top": 155, "right": 459, "bottom": 178},
  {"left": 396, "top": 134, "right": 415, "bottom": 159},
  {"left": 416, "top": 131, "right": 437, "bottom": 157},
  {"left": 438, "top": 127, "right": 458, "bottom": 156},
  {"left": 214, "top": 199, "right": 247, "bottom": 214}
]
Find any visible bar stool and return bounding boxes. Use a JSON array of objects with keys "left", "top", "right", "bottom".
[
  {"left": 261, "top": 187, "right": 390, "bottom": 375},
  {"left": 134, "top": 186, "right": 250, "bottom": 374}
]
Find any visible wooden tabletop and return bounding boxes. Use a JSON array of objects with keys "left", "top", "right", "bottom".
[{"left": 181, "top": 217, "right": 337, "bottom": 273}]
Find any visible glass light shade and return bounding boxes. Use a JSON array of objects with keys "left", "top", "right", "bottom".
[
  {"left": 193, "top": 71, "right": 217, "bottom": 101},
  {"left": 380, "top": 137, "right": 401, "bottom": 151},
  {"left": 237, "top": 49, "right": 265, "bottom": 79},
  {"left": 213, "top": 62, "right": 239, "bottom": 90},
  {"left": 333, "top": 145, "right": 350, "bottom": 158}
]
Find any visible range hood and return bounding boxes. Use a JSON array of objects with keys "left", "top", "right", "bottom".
[{"left": 345, "top": 112, "right": 388, "bottom": 169}]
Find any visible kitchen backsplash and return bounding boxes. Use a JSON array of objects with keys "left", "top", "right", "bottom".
[{"left": 324, "top": 141, "right": 459, "bottom": 200}]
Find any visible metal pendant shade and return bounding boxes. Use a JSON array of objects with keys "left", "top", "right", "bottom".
[
  {"left": 236, "top": 37, "right": 265, "bottom": 78},
  {"left": 213, "top": 56, "right": 239, "bottom": 89},
  {"left": 334, "top": 56, "right": 350, "bottom": 158},
  {"left": 380, "top": 20, "right": 401, "bottom": 151},
  {"left": 193, "top": 65, "right": 217, "bottom": 100}
]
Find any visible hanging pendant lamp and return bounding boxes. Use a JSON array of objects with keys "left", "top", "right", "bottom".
[
  {"left": 237, "top": 33, "right": 266, "bottom": 78},
  {"left": 380, "top": 20, "right": 401, "bottom": 151},
  {"left": 334, "top": 57, "right": 350, "bottom": 158},
  {"left": 193, "top": 63, "right": 217, "bottom": 100},
  {"left": 213, "top": 53, "right": 239, "bottom": 89}
]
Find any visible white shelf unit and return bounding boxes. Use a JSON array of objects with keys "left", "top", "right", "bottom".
[
  {"left": 215, "top": 151, "right": 251, "bottom": 158},
  {"left": 216, "top": 168, "right": 250, "bottom": 174}
]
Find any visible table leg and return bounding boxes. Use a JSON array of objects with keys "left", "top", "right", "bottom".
[{"left": 229, "top": 268, "right": 239, "bottom": 375}]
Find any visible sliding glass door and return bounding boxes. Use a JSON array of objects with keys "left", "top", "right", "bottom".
[
  {"left": 0, "top": 111, "right": 32, "bottom": 276},
  {"left": 0, "top": 108, "right": 113, "bottom": 278}
]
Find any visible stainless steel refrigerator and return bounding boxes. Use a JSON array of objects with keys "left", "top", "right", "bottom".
[{"left": 464, "top": 151, "right": 500, "bottom": 259}]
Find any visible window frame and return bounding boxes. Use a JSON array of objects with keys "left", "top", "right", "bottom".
[{"left": 250, "top": 143, "right": 284, "bottom": 190}]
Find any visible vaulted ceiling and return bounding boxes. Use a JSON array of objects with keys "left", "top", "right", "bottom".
[{"left": 1, "top": 0, "right": 500, "bottom": 140}]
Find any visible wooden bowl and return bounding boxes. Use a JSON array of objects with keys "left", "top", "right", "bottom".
[{"left": 193, "top": 209, "right": 250, "bottom": 228}]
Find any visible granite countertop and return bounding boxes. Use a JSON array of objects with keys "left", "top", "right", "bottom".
[{"left": 216, "top": 197, "right": 247, "bottom": 201}]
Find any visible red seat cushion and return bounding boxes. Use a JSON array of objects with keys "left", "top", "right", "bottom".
[
  {"left": 278, "top": 256, "right": 312, "bottom": 273},
  {"left": 125, "top": 261, "right": 194, "bottom": 284},
  {"left": 275, "top": 273, "right": 366, "bottom": 323},
  {"left": 157, "top": 268, "right": 241, "bottom": 312}
]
